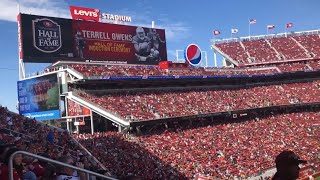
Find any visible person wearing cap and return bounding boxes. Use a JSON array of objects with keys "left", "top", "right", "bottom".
[{"left": 272, "top": 150, "right": 307, "bottom": 180}]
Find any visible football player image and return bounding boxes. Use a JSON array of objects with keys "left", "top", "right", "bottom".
[
  {"left": 132, "top": 27, "right": 151, "bottom": 57},
  {"left": 147, "top": 28, "right": 165, "bottom": 50},
  {"left": 147, "top": 28, "right": 165, "bottom": 61},
  {"left": 132, "top": 27, "right": 164, "bottom": 61},
  {"left": 75, "top": 29, "right": 86, "bottom": 59}
]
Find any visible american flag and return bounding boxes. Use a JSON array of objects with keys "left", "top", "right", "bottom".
[
  {"left": 267, "top": 25, "right": 275, "bottom": 30},
  {"left": 213, "top": 30, "right": 220, "bottom": 35},
  {"left": 286, "top": 23, "right": 293, "bottom": 28},
  {"left": 249, "top": 19, "right": 257, "bottom": 24}
]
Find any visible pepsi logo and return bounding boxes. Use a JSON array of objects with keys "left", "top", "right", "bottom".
[
  {"left": 184, "top": 44, "right": 202, "bottom": 65},
  {"left": 43, "top": 21, "right": 53, "bottom": 27}
]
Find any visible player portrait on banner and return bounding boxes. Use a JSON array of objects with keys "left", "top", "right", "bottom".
[
  {"left": 147, "top": 28, "right": 166, "bottom": 50},
  {"left": 132, "top": 27, "right": 164, "bottom": 63},
  {"left": 75, "top": 28, "right": 86, "bottom": 59}
]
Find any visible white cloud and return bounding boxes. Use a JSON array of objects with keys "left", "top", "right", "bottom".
[
  {"left": 111, "top": 9, "right": 190, "bottom": 42},
  {"left": 156, "top": 22, "right": 190, "bottom": 42},
  {"left": 0, "top": 0, "right": 18, "bottom": 21},
  {"left": 0, "top": 0, "right": 70, "bottom": 22},
  {"left": 0, "top": 0, "right": 190, "bottom": 42}
]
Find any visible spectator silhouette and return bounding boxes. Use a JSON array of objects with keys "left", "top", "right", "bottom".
[
  {"left": 272, "top": 150, "right": 307, "bottom": 180},
  {"left": 47, "top": 130, "right": 54, "bottom": 144},
  {"left": 0, "top": 144, "right": 15, "bottom": 162}
]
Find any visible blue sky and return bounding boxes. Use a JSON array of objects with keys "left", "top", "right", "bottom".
[{"left": 0, "top": 0, "right": 320, "bottom": 112}]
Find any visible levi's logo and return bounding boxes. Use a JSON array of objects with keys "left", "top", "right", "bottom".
[
  {"left": 74, "top": 9, "right": 98, "bottom": 17},
  {"left": 69, "top": 6, "right": 100, "bottom": 22}
]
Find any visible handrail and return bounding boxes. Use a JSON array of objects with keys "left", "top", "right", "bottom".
[
  {"left": 6, "top": 109, "right": 104, "bottom": 174},
  {"left": 68, "top": 91, "right": 130, "bottom": 126},
  {"left": 72, "top": 137, "right": 107, "bottom": 170},
  {"left": 71, "top": 91, "right": 123, "bottom": 119},
  {"left": 9, "top": 151, "right": 117, "bottom": 180}
]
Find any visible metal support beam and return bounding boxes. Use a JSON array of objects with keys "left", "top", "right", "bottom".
[
  {"left": 90, "top": 110, "right": 94, "bottom": 135},
  {"left": 214, "top": 50, "right": 217, "bottom": 67}
]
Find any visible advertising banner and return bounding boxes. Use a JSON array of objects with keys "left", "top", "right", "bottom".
[
  {"left": 67, "top": 99, "right": 90, "bottom": 117},
  {"left": 17, "top": 74, "right": 60, "bottom": 120},
  {"left": 20, "top": 14, "right": 167, "bottom": 65},
  {"left": 20, "top": 14, "right": 74, "bottom": 63}
]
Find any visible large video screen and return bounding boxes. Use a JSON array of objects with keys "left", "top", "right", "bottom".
[
  {"left": 17, "top": 74, "right": 60, "bottom": 120},
  {"left": 19, "top": 14, "right": 167, "bottom": 65}
]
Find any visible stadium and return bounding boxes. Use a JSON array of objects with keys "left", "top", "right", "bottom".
[{"left": 0, "top": 1, "right": 319, "bottom": 180}]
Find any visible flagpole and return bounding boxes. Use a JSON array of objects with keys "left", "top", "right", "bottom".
[
  {"left": 285, "top": 24, "right": 287, "bottom": 38},
  {"left": 248, "top": 19, "right": 251, "bottom": 39},
  {"left": 17, "top": 2, "right": 21, "bottom": 14}
]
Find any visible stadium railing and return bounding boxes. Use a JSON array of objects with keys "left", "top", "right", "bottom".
[
  {"left": 9, "top": 151, "right": 117, "bottom": 180},
  {"left": 72, "top": 136, "right": 108, "bottom": 170},
  {"left": 5, "top": 110, "right": 107, "bottom": 172}
]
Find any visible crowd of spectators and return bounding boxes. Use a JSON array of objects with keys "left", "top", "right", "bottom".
[
  {"left": 242, "top": 39, "right": 279, "bottom": 63},
  {"left": 69, "top": 64, "right": 164, "bottom": 77},
  {"left": 215, "top": 34, "right": 320, "bottom": 64},
  {"left": 294, "top": 34, "right": 320, "bottom": 57},
  {"left": 0, "top": 106, "right": 107, "bottom": 179},
  {"left": 74, "top": 112, "right": 320, "bottom": 179},
  {"left": 309, "top": 60, "right": 320, "bottom": 70},
  {"left": 215, "top": 42, "right": 249, "bottom": 64},
  {"left": 269, "top": 37, "right": 308, "bottom": 60},
  {"left": 69, "top": 64, "right": 282, "bottom": 77},
  {"left": 76, "top": 80, "right": 320, "bottom": 121},
  {"left": 0, "top": 104, "right": 318, "bottom": 179},
  {"left": 61, "top": 62, "right": 320, "bottom": 79},
  {"left": 277, "top": 62, "right": 308, "bottom": 72}
]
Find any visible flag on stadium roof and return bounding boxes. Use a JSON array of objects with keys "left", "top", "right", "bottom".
[
  {"left": 249, "top": 19, "right": 257, "bottom": 24},
  {"left": 286, "top": 23, "right": 293, "bottom": 28},
  {"left": 231, "top": 29, "right": 239, "bottom": 34},
  {"left": 213, "top": 30, "right": 220, "bottom": 35},
  {"left": 267, "top": 25, "right": 275, "bottom": 30}
]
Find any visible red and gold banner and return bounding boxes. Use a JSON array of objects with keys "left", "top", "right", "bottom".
[
  {"left": 67, "top": 99, "right": 90, "bottom": 117},
  {"left": 72, "top": 20, "right": 167, "bottom": 64}
]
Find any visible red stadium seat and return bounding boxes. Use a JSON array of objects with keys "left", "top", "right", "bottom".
[
  {"left": 76, "top": 80, "right": 320, "bottom": 121},
  {"left": 74, "top": 112, "right": 320, "bottom": 179}
]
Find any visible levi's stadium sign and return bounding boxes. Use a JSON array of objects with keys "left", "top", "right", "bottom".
[
  {"left": 69, "top": 5, "right": 131, "bottom": 23},
  {"left": 101, "top": 13, "right": 132, "bottom": 22}
]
